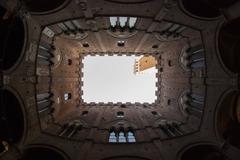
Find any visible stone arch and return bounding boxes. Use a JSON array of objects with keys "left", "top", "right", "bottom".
[
  {"left": 178, "top": 90, "right": 205, "bottom": 119},
  {"left": 204, "top": 0, "right": 238, "bottom": 8},
  {"left": 179, "top": 143, "right": 227, "bottom": 160},
  {"left": 20, "top": 145, "right": 69, "bottom": 160},
  {"left": 180, "top": 0, "right": 221, "bottom": 19},
  {"left": 215, "top": 90, "right": 240, "bottom": 149},
  {"left": 218, "top": 18, "right": 240, "bottom": 73},
  {"left": 23, "top": 0, "right": 69, "bottom": 14},
  {"left": 0, "top": 88, "right": 25, "bottom": 144},
  {"left": 104, "top": 0, "right": 153, "bottom": 4},
  {"left": 102, "top": 156, "right": 151, "bottom": 160},
  {"left": 0, "top": 16, "right": 26, "bottom": 71}
]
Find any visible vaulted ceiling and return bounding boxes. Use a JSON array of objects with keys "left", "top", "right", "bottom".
[{"left": 0, "top": 0, "right": 240, "bottom": 160}]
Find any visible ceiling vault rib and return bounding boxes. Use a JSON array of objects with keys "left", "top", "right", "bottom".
[
  {"left": 134, "top": 3, "right": 170, "bottom": 52},
  {"left": 94, "top": 32, "right": 107, "bottom": 52}
]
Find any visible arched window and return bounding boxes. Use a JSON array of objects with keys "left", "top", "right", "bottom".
[
  {"left": 82, "top": 111, "right": 88, "bottom": 116},
  {"left": 108, "top": 127, "right": 136, "bottom": 143},
  {"left": 188, "top": 93, "right": 204, "bottom": 108},
  {"left": 110, "top": 17, "right": 118, "bottom": 27},
  {"left": 158, "top": 120, "right": 185, "bottom": 139},
  {"left": 119, "top": 17, "right": 128, "bottom": 28},
  {"left": 57, "top": 20, "right": 83, "bottom": 35},
  {"left": 156, "top": 22, "right": 186, "bottom": 41},
  {"left": 59, "top": 120, "right": 82, "bottom": 138},
  {"left": 67, "top": 59, "right": 72, "bottom": 65},
  {"left": 53, "top": 20, "right": 87, "bottom": 40},
  {"left": 129, "top": 17, "right": 137, "bottom": 28},
  {"left": 180, "top": 44, "right": 205, "bottom": 72},
  {"left": 109, "top": 131, "right": 117, "bottom": 143},
  {"left": 116, "top": 111, "right": 124, "bottom": 118},
  {"left": 185, "top": 92, "right": 205, "bottom": 118},
  {"left": 64, "top": 93, "right": 71, "bottom": 100},
  {"left": 36, "top": 92, "right": 53, "bottom": 114},
  {"left": 83, "top": 42, "right": 89, "bottom": 48},
  {"left": 186, "top": 45, "right": 205, "bottom": 70},
  {"left": 118, "top": 131, "right": 127, "bottom": 143},
  {"left": 117, "top": 40, "right": 125, "bottom": 47},
  {"left": 127, "top": 131, "right": 136, "bottom": 143},
  {"left": 109, "top": 17, "right": 137, "bottom": 29},
  {"left": 151, "top": 111, "right": 158, "bottom": 117}
]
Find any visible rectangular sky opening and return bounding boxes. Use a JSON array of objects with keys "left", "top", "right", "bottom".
[{"left": 82, "top": 55, "right": 157, "bottom": 104}]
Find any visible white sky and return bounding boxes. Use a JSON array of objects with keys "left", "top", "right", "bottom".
[{"left": 82, "top": 55, "right": 157, "bottom": 103}]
